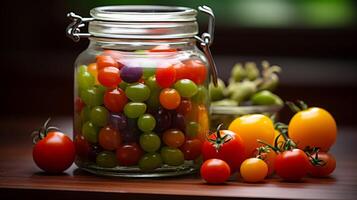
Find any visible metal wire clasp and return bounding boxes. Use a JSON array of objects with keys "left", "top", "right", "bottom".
[
  {"left": 66, "top": 12, "right": 93, "bottom": 42},
  {"left": 195, "top": 5, "right": 218, "bottom": 86}
]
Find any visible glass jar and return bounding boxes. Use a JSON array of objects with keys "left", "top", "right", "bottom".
[{"left": 66, "top": 5, "right": 218, "bottom": 177}]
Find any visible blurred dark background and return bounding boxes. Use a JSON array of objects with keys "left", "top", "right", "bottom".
[{"left": 1, "top": 0, "right": 356, "bottom": 126}]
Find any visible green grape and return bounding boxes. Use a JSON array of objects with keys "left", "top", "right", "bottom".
[
  {"left": 82, "top": 121, "right": 99, "bottom": 143},
  {"left": 78, "top": 65, "right": 87, "bottom": 74},
  {"left": 80, "top": 106, "right": 91, "bottom": 123},
  {"left": 160, "top": 147, "right": 184, "bottom": 166},
  {"left": 77, "top": 69, "right": 95, "bottom": 91},
  {"left": 231, "top": 63, "right": 246, "bottom": 82},
  {"left": 125, "top": 83, "right": 151, "bottom": 102},
  {"left": 138, "top": 153, "right": 163, "bottom": 171},
  {"left": 80, "top": 86, "right": 104, "bottom": 106},
  {"left": 191, "top": 86, "right": 208, "bottom": 103},
  {"left": 119, "top": 81, "right": 130, "bottom": 91},
  {"left": 245, "top": 62, "right": 259, "bottom": 81},
  {"left": 139, "top": 132, "right": 161, "bottom": 153},
  {"left": 96, "top": 151, "right": 117, "bottom": 168},
  {"left": 137, "top": 114, "right": 156, "bottom": 132},
  {"left": 141, "top": 61, "right": 157, "bottom": 79},
  {"left": 146, "top": 90, "right": 160, "bottom": 111},
  {"left": 124, "top": 102, "right": 147, "bottom": 118},
  {"left": 209, "top": 78, "right": 225, "bottom": 101},
  {"left": 90, "top": 106, "right": 109, "bottom": 127},
  {"left": 144, "top": 76, "right": 161, "bottom": 91},
  {"left": 185, "top": 121, "right": 200, "bottom": 137},
  {"left": 250, "top": 90, "right": 283, "bottom": 106},
  {"left": 174, "top": 79, "right": 198, "bottom": 98}
]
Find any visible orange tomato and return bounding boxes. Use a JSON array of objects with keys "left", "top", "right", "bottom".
[
  {"left": 288, "top": 107, "right": 337, "bottom": 151},
  {"left": 228, "top": 114, "right": 275, "bottom": 157},
  {"left": 162, "top": 129, "right": 185, "bottom": 148},
  {"left": 197, "top": 104, "right": 209, "bottom": 142},
  {"left": 159, "top": 88, "right": 181, "bottom": 110},
  {"left": 87, "top": 63, "right": 99, "bottom": 84}
]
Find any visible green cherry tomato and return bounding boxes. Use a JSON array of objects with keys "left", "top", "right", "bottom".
[
  {"left": 186, "top": 121, "right": 200, "bottom": 137},
  {"left": 174, "top": 79, "right": 198, "bottom": 98},
  {"left": 82, "top": 121, "right": 99, "bottom": 143},
  {"left": 96, "top": 151, "right": 117, "bottom": 168},
  {"left": 161, "top": 147, "right": 184, "bottom": 166},
  {"left": 125, "top": 83, "right": 151, "bottom": 102},
  {"left": 138, "top": 114, "right": 156, "bottom": 132},
  {"left": 80, "top": 86, "right": 104, "bottom": 107},
  {"left": 139, "top": 132, "right": 161, "bottom": 153},
  {"left": 90, "top": 106, "right": 109, "bottom": 127},
  {"left": 191, "top": 86, "right": 208, "bottom": 103},
  {"left": 124, "top": 102, "right": 147, "bottom": 118},
  {"left": 139, "top": 153, "right": 163, "bottom": 171},
  {"left": 250, "top": 90, "right": 283, "bottom": 106}
]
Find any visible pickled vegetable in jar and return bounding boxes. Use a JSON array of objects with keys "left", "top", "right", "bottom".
[{"left": 67, "top": 5, "right": 218, "bottom": 177}]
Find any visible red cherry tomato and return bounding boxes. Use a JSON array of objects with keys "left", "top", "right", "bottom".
[
  {"left": 116, "top": 143, "right": 143, "bottom": 166},
  {"left": 102, "top": 50, "right": 124, "bottom": 69},
  {"left": 309, "top": 152, "right": 336, "bottom": 177},
  {"left": 74, "top": 134, "right": 90, "bottom": 159},
  {"left": 75, "top": 97, "right": 85, "bottom": 113},
  {"left": 181, "top": 139, "right": 202, "bottom": 160},
  {"left": 176, "top": 99, "right": 192, "bottom": 115},
  {"left": 104, "top": 88, "right": 128, "bottom": 113},
  {"left": 174, "top": 62, "right": 190, "bottom": 80},
  {"left": 159, "top": 88, "right": 181, "bottom": 110},
  {"left": 98, "top": 126, "right": 122, "bottom": 151},
  {"left": 96, "top": 55, "right": 119, "bottom": 70},
  {"left": 200, "top": 159, "right": 231, "bottom": 184},
  {"left": 275, "top": 149, "right": 310, "bottom": 181},
  {"left": 149, "top": 45, "right": 177, "bottom": 52},
  {"left": 183, "top": 59, "right": 207, "bottom": 84},
  {"left": 33, "top": 131, "right": 75, "bottom": 173},
  {"left": 156, "top": 64, "right": 176, "bottom": 88},
  {"left": 202, "top": 127, "right": 245, "bottom": 173},
  {"left": 98, "top": 67, "right": 121, "bottom": 88}
]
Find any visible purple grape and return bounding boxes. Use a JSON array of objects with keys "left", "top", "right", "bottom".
[
  {"left": 88, "top": 144, "right": 103, "bottom": 162},
  {"left": 172, "top": 113, "right": 186, "bottom": 132},
  {"left": 154, "top": 107, "right": 172, "bottom": 134},
  {"left": 120, "top": 118, "right": 140, "bottom": 143},
  {"left": 120, "top": 66, "right": 143, "bottom": 83},
  {"left": 108, "top": 113, "right": 127, "bottom": 131}
]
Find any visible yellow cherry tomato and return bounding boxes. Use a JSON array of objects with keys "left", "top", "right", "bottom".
[
  {"left": 288, "top": 107, "right": 337, "bottom": 151},
  {"left": 228, "top": 114, "right": 275, "bottom": 157},
  {"left": 240, "top": 158, "right": 268, "bottom": 183}
]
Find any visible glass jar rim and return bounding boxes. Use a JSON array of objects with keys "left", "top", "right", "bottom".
[{"left": 90, "top": 5, "right": 197, "bottom": 22}]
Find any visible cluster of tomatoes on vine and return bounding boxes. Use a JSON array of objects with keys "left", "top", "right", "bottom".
[{"left": 200, "top": 100, "right": 337, "bottom": 184}]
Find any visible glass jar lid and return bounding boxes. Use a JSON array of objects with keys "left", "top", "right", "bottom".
[
  {"left": 86, "top": 5, "right": 198, "bottom": 39},
  {"left": 90, "top": 5, "right": 197, "bottom": 22}
]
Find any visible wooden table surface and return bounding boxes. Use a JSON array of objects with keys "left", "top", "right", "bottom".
[{"left": 1, "top": 117, "right": 356, "bottom": 200}]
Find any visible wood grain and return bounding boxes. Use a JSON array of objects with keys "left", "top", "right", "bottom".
[{"left": 0, "top": 117, "right": 356, "bottom": 200}]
